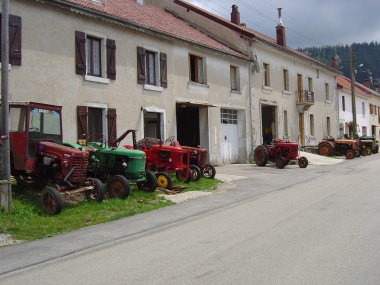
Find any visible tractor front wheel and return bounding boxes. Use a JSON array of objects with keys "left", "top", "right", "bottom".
[
  {"left": 176, "top": 169, "right": 191, "bottom": 183},
  {"left": 137, "top": 171, "right": 157, "bottom": 192},
  {"left": 155, "top": 172, "right": 173, "bottom": 189},
  {"left": 345, "top": 150, "right": 355, "bottom": 159},
  {"left": 107, "top": 175, "right": 130, "bottom": 198},
  {"left": 85, "top": 178, "right": 105, "bottom": 202},
  {"left": 202, "top": 164, "right": 216, "bottom": 179},
  {"left": 189, "top": 165, "right": 201, "bottom": 181},
  {"left": 366, "top": 147, "right": 372, "bottom": 155},
  {"left": 298, "top": 156, "right": 309, "bottom": 168},
  {"left": 254, "top": 145, "right": 269, "bottom": 166},
  {"left": 41, "top": 187, "right": 63, "bottom": 215},
  {"left": 275, "top": 157, "right": 286, "bottom": 169}
]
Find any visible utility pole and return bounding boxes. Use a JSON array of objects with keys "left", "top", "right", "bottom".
[
  {"left": 349, "top": 46, "right": 357, "bottom": 139},
  {"left": 1, "top": 0, "right": 11, "bottom": 212}
]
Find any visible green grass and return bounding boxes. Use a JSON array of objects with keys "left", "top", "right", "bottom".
[{"left": 0, "top": 177, "right": 221, "bottom": 243}]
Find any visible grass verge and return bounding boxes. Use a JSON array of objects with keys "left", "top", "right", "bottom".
[{"left": 0, "top": 176, "right": 221, "bottom": 243}]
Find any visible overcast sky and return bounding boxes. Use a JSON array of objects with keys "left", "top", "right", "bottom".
[{"left": 187, "top": 0, "right": 380, "bottom": 49}]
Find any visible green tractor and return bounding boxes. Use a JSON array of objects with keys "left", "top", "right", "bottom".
[
  {"left": 359, "top": 135, "right": 379, "bottom": 155},
  {"left": 64, "top": 130, "right": 157, "bottom": 198}
]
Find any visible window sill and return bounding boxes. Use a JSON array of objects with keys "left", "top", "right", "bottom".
[
  {"left": 263, "top": 85, "right": 273, "bottom": 92},
  {"left": 282, "top": 90, "right": 291, "bottom": 96},
  {"left": 85, "top": 75, "right": 110, "bottom": 84},
  {"left": 143, "top": 84, "right": 164, "bottom": 92},
  {"left": 325, "top": 100, "right": 331, "bottom": 104},
  {"left": 230, "top": 90, "right": 241, "bottom": 96},
  {"left": 187, "top": 81, "right": 209, "bottom": 93}
]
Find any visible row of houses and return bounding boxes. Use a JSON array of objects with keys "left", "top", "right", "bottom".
[{"left": 1, "top": 0, "right": 379, "bottom": 165}]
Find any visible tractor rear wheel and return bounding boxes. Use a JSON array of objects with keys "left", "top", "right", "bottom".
[
  {"left": 176, "top": 169, "right": 191, "bottom": 183},
  {"left": 137, "top": 171, "right": 157, "bottom": 192},
  {"left": 189, "top": 165, "right": 201, "bottom": 181},
  {"left": 275, "top": 157, "right": 286, "bottom": 169},
  {"left": 298, "top": 156, "right": 309, "bottom": 168},
  {"left": 360, "top": 148, "right": 367, "bottom": 156},
  {"left": 107, "top": 175, "right": 130, "bottom": 198},
  {"left": 202, "top": 164, "right": 216, "bottom": 179},
  {"left": 155, "top": 172, "right": 172, "bottom": 189},
  {"left": 85, "top": 178, "right": 105, "bottom": 202},
  {"left": 254, "top": 145, "right": 269, "bottom": 166},
  {"left": 318, "top": 143, "right": 332, "bottom": 156},
  {"left": 345, "top": 150, "right": 355, "bottom": 159},
  {"left": 41, "top": 187, "right": 62, "bottom": 215}
]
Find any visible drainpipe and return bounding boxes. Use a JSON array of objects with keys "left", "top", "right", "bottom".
[{"left": 248, "top": 61, "right": 254, "bottom": 161}]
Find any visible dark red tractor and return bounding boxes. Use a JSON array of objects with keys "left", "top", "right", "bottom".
[
  {"left": 4, "top": 102, "right": 105, "bottom": 214},
  {"left": 133, "top": 137, "right": 194, "bottom": 189},
  {"left": 253, "top": 139, "right": 308, "bottom": 169}
]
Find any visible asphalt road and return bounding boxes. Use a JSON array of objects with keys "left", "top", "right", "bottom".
[{"left": 1, "top": 155, "right": 380, "bottom": 284}]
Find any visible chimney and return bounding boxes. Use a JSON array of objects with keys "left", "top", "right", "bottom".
[
  {"left": 276, "top": 8, "right": 286, "bottom": 46},
  {"left": 363, "top": 79, "right": 371, "bottom": 88},
  {"left": 231, "top": 5, "right": 240, "bottom": 25}
]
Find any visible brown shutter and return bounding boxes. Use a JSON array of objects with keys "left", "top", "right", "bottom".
[
  {"left": 107, "top": 108, "right": 117, "bottom": 147},
  {"left": 75, "top": 31, "right": 86, "bottom": 75},
  {"left": 106, "top": 39, "right": 116, "bottom": 80},
  {"left": 160, "top": 52, "right": 168, "bottom": 88},
  {"left": 0, "top": 14, "right": 22, "bottom": 66},
  {"left": 137, "top": 46, "right": 146, "bottom": 85},
  {"left": 77, "top": 106, "right": 88, "bottom": 141}
]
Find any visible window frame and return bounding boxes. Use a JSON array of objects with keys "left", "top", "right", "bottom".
[
  {"left": 325, "top": 83, "right": 330, "bottom": 101},
  {"left": 86, "top": 35, "right": 102, "bottom": 77},
  {"left": 221, "top": 108, "right": 238, "bottom": 125},
  {"left": 283, "top": 69, "right": 289, "bottom": 91},
  {"left": 230, "top": 65, "right": 240, "bottom": 91},
  {"left": 263, "top": 62, "right": 270, "bottom": 87},
  {"left": 189, "top": 54, "right": 206, "bottom": 84},
  {"left": 342, "top": 96, "right": 346, "bottom": 111},
  {"left": 310, "top": 114, "right": 315, "bottom": 137}
]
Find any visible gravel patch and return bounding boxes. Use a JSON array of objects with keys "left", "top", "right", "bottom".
[{"left": 0, "top": 234, "right": 22, "bottom": 247}]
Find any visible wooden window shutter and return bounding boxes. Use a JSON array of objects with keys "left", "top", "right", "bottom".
[
  {"left": 107, "top": 108, "right": 117, "bottom": 147},
  {"left": 160, "top": 52, "right": 168, "bottom": 88},
  {"left": 106, "top": 39, "right": 116, "bottom": 80},
  {"left": 75, "top": 31, "right": 86, "bottom": 75},
  {"left": 137, "top": 46, "right": 146, "bottom": 85},
  {"left": 77, "top": 106, "right": 88, "bottom": 141},
  {"left": 0, "top": 14, "right": 22, "bottom": 66}
]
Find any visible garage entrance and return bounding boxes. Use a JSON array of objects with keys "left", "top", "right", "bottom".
[{"left": 176, "top": 104, "right": 200, "bottom": 147}]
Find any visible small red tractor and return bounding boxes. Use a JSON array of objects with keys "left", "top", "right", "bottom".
[
  {"left": 4, "top": 102, "right": 105, "bottom": 214},
  {"left": 131, "top": 137, "right": 195, "bottom": 189},
  {"left": 253, "top": 139, "right": 308, "bottom": 169},
  {"left": 317, "top": 137, "right": 359, "bottom": 159}
]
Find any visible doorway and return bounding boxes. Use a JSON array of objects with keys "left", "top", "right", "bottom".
[
  {"left": 144, "top": 112, "right": 161, "bottom": 139},
  {"left": 176, "top": 106, "right": 200, "bottom": 146},
  {"left": 261, "top": 104, "right": 277, "bottom": 144}
]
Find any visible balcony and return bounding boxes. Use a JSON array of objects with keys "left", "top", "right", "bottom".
[{"left": 296, "top": 90, "right": 314, "bottom": 112}]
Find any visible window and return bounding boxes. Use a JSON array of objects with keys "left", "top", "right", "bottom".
[
  {"left": 230, "top": 65, "right": 239, "bottom": 91},
  {"left": 75, "top": 31, "right": 116, "bottom": 81},
  {"left": 284, "top": 110, "right": 288, "bottom": 137},
  {"left": 0, "top": 14, "right": 22, "bottom": 66},
  {"left": 342, "top": 96, "right": 346, "bottom": 111},
  {"left": 310, "top": 114, "right": 315, "bottom": 136},
  {"left": 307, "top": 77, "right": 313, "bottom": 92},
  {"left": 77, "top": 106, "right": 117, "bottom": 147},
  {"left": 283, "top": 69, "right": 289, "bottom": 91},
  {"left": 325, "top": 83, "right": 330, "bottom": 101},
  {"left": 137, "top": 47, "right": 167, "bottom": 88},
  {"left": 221, "top": 109, "right": 237, "bottom": 124},
  {"left": 86, "top": 36, "right": 101, "bottom": 77},
  {"left": 327, "top": 116, "right": 331, "bottom": 136},
  {"left": 362, "top": 102, "right": 366, "bottom": 115},
  {"left": 189, "top": 54, "right": 205, "bottom": 84},
  {"left": 263, "top": 63, "right": 270, "bottom": 87},
  {"left": 362, "top": 126, "right": 367, "bottom": 136}
]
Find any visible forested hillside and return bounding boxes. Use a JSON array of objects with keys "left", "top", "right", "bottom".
[{"left": 298, "top": 42, "right": 380, "bottom": 89}]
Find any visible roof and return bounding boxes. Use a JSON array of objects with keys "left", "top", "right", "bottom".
[
  {"left": 45, "top": 0, "right": 250, "bottom": 60},
  {"left": 336, "top": 76, "right": 371, "bottom": 97},
  {"left": 173, "top": 0, "right": 339, "bottom": 74}
]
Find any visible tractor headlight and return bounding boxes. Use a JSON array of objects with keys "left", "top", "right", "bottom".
[
  {"left": 168, "top": 158, "right": 172, "bottom": 163},
  {"left": 62, "top": 160, "right": 69, "bottom": 168},
  {"left": 122, "top": 162, "right": 128, "bottom": 168}
]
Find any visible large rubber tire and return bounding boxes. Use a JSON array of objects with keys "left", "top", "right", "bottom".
[
  {"left": 360, "top": 148, "right": 367, "bottom": 156},
  {"left": 298, "top": 156, "right": 309, "bottom": 168},
  {"left": 345, "top": 150, "right": 355, "bottom": 159},
  {"left": 41, "top": 187, "right": 63, "bottom": 215},
  {"left": 189, "top": 165, "right": 201, "bottom": 181},
  {"left": 275, "top": 157, "right": 286, "bottom": 169},
  {"left": 318, "top": 143, "right": 332, "bottom": 156},
  {"left": 155, "top": 172, "right": 173, "bottom": 189},
  {"left": 137, "top": 171, "right": 157, "bottom": 192},
  {"left": 176, "top": 168, "right": 191, "bottom": 183},
  {"left": 254, "top": 145, "right": 269, "bottom": 166},
  {"left": 201, "top": 164, "right": 216, "bottom": 179},
  {"left": 85, "top": 178, "right": 105, "bottom": 202},
  {"left": 107, "top": 175, "right": 130, "bottom": 199}
]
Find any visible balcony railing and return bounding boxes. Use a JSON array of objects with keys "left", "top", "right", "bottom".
[{"left": 297, "top": 90, "right": 315, "bottom": 105}]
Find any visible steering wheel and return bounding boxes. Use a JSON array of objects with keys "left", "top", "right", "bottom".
[{"left": 165, "top": 136, "right": 175, "bottom": 146}]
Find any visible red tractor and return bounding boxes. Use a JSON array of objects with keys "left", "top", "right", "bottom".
[
  {"left": 253, "top": 139, "right": 308, "bottom": 169},
  {"left": 4, "top": 102, "right": 105, "bottom": 214},
  {"left": 131, "top": 137, "right": 195, "bottom": 189}
]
